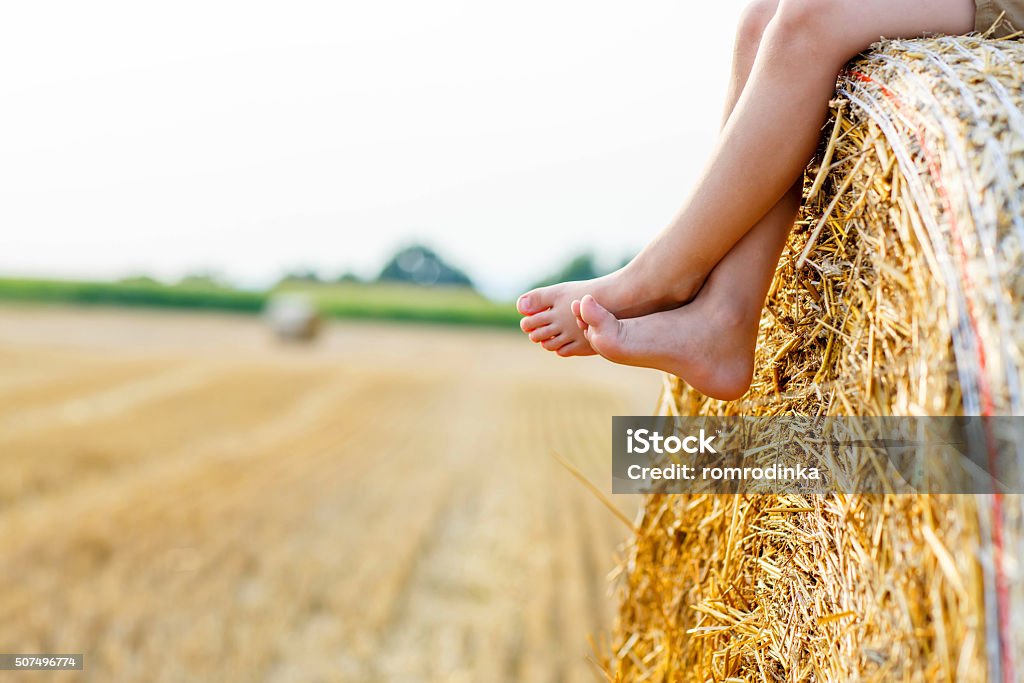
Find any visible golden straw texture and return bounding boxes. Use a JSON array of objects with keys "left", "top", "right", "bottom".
[{"left": 603, "top": 35, "right": 1024, "bottom": 683}]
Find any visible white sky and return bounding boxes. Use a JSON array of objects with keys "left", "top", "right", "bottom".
[{"left": 0, "top": 0, "right": 746, "bottom": 299}]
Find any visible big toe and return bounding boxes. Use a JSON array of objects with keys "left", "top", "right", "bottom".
[
  {"left": 517, "top": 286, "right": 556, "bottom": 315},
  {"left": 570, "top": 299, "right": 587, "bottom": 330},
  {"left": 578, "top": 295, "right": 615, "bottom": 331},
  {"left": 580, "top": 295, "right": 626, "bottom": 358}
]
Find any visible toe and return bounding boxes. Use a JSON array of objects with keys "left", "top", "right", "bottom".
[
  {"left": 517, "top": 288, "right": 553, "bottom": 315},
  {"left": 578, "top": 294, "right": 615, "bottom": 331},
  {"left": 520, "top": 310, "right": 554, "bottom": 333},
  {"left": 571, "top": 299, "right": 587, "bottom": 330},
  {"left": 579, "top": 296, "right": 627, "bottom": 360},
  {"left": 528, "top": 325, "right": 556, "bottom": 342},
  {"left": 557, "top": 341, "right": 597, "bottom": 357},
  {"left": 557, "top": 342, "right": 579, "bottom": 357},
  {"left": 540, "top": 334, "right": 567, "bottom": 351}
]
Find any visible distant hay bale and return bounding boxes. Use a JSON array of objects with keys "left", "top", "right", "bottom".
[
  {"left": 265, "top": 293, "right": 322, "bottom": 342},
  {"left": 604, "top": 36, "right": 1024, "bottom": 682}
]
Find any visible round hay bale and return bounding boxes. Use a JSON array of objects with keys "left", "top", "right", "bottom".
[
  {"left": 265, "top": 293, "right": 322, "bottom": 342},
  {"left": 603, "top": 36, "right": 1024, "bottom": 682}
]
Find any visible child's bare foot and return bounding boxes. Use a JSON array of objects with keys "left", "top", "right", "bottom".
[
  {"left": 517, "top": 262, "right": 705, "bottom": 356},
  {"left": 574, "top": 293, "right": 756, "bottom": 401}
]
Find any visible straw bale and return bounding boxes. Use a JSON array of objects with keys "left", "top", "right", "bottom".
[{"left": 604, "top": 35, "right": 1024, "bottom": 682}]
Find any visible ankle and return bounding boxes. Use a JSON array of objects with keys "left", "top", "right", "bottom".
[
  {"left": 618, "top": 259, "right": 704, "bottom": 308},
  {"left": 668, "top": 273, "right": 705, "bottom": 305},
  {"left": 696, "top": 290, "right": 757, "bottom": 332}
]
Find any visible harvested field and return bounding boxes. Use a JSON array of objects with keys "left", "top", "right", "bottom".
[{"left": 0, "top": 305, "right": 658, "bottom": 682}]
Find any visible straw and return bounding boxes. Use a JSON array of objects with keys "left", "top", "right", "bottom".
[{"left": 601, "top": 35, "right": 1024, "bottom": 683}]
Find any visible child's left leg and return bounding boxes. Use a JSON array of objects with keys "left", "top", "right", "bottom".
[
  {"left": 575, "top": 191, "right": 797, "bottom": 399},
  {"left": 520, "top": 0, "right": 975, "bottom": 367},
  {"left": 573, "top": 0, "right": 976, "bottom": 400},
  {"left": 567, "top": 0, "right": 795, "bottom": 400}
]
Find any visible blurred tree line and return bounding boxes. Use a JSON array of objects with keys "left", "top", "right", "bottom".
[
  {"left": 279, "top": 244, "right": 473, "bottom": 289},
  {"left": 277, "top": 244, "right": 632, "bottom": 295}
]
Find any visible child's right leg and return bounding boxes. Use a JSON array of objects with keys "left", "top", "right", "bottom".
[
  {"left": 520, "top": 0, "right": 790, "bottom": 358},
  {"left": 573, "top": 0, "right": 976, "bottom": 399},
  {"left": 574, "top": 0, "right": 799, "bottom": 399},
  {"left": 519, "top": 0, "right": 975, "bottom": 359}
]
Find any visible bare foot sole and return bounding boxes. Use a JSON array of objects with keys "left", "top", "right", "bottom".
[
  {"left": 576, "top": 294, "right": 755, "bottom": 401},
  {"left": 517, "top": 267, "right": 703, "bottom": 356}
]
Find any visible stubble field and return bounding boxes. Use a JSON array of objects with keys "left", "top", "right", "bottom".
[{"left": 0, "top": 305, "right": 657, "bottom": 682}]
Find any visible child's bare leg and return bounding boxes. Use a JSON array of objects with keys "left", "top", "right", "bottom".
[
  {"left": 519, "top": 0, "right": 975, "bottom": 358},
  {"left": 598, "top": 200, "right": 799, "bottom": 397},
  {"left": 565, "top": 0, "right": 792, "bottom": 396},
  {"left": 573, "top": 0, "right": 975, "bottom": 398},
  {"left": 574, "top": 0, "right": 799, "bottom": 397},
  {"left": 576, "top": 188, "right": 798, "bottom": 398},
  {"left": 518, "top": 0, "right": 784, "bottom": 356},
  {"left": 530, "top": 0, "right": 788, "bottom": 357}
]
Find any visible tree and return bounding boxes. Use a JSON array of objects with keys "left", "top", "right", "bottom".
[
  {"left": 278, "top": 269, "right": 323, "bottom": 285},
  {"left": 118, "top": 275, "right": 161, "bottom": 287},
  {"left": 177, "top": 271, "right": 228, "bottom": 289},
  {"left": 377, "top": 244, "right": 474, "bottom": 288}
]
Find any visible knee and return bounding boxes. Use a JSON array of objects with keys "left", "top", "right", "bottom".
[
  {"left": 735, "top": 0, "right": 779, "bottom": 55},
  {"left": 774, "top": 0, "right": 975, "bottom": 45},
  {"left": 769, "top": 0, "right": 846, "bottom": 50}
]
